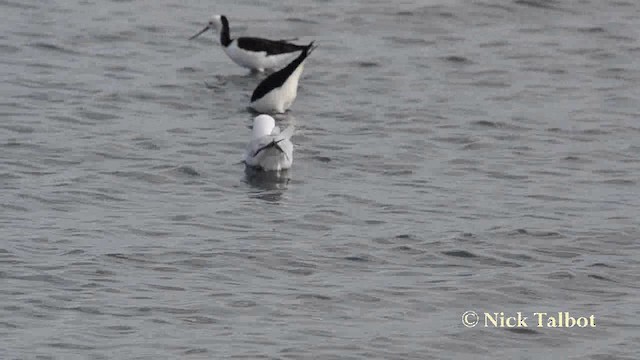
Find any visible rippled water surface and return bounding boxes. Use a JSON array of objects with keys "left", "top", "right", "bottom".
[{"left": 2, "top": 0, "right": 640, "bottom": 358}]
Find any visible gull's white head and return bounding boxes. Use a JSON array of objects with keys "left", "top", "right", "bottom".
[{"left": 252, "top": 114, "right": 276, "bottom": 139}]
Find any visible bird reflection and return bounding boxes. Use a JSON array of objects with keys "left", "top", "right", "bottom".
[
  {"left": 204, "top": 72, "right": 267, "bottom": 90},
  {"left": 243, "top": 166, "right": 291, "bottom": 202}
]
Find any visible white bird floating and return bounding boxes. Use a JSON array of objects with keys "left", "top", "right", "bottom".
[
  {"left": 190, "top": 14, "right": 307, "bottom": 72},
  {"left": 249, "top": 42, "right": 317, "bottom": 114},
  {"left": 243, "top": 114, "right": 294, "bottom": 171}
]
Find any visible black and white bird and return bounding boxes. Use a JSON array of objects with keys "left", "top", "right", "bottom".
[
  {"left": 243, "top": 114, "right": 294, "bottom": 171},
  {"left": 190, "top": 14, "right": 307, "bottom": 73},
  {"left": 249, "top": 42, "right": 317, "bottom": 114}
]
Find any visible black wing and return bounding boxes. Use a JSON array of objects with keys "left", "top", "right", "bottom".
[
  {"left": 237, "top": 37, "right": 306, "bottom": 55},
  {"left": 251, "top": 42, "right": 317, "bottom": 102}
]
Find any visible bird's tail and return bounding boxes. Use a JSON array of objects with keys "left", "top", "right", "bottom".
[
  {"left": 277, "top": 126, "right": 294, "bottom": 142},
  {"left": 305, "top": 41, "right": 317, "bottom": 56}
]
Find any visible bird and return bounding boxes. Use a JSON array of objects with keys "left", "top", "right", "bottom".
[
  {"left": 243, "top": 114, "right": 294, "bottom": 171},
  {"left": 249, "top": 42, "right": 316, "bottom": 114},
  {"left": 189, "top": 14, "right": 307, "bottom": 73}
]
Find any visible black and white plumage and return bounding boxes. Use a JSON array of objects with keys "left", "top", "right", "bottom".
[
  {"left": 249, "top": 42, "right": 317, "bottom": 114},
  {"left": 243, "top": 115, "right": 294, "bottom": 171},
  {"left": 190, "top": 15, "right": 307, "bottom": 72}
]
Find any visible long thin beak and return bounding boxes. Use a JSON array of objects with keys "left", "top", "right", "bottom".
[{"left": 189, "top": 25, "right": 210, "bottom": 40}]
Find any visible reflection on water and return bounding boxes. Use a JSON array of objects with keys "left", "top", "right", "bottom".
[
  {"left": 204, "top": 72, "right": 267, "bottom": 92},
  {"left": 243, "top": 166, "right": 290, "bottom": 202}
]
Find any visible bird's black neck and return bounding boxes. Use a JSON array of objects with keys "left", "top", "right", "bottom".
[{"left": 220, "top": 16, "right": 232, "bottom": 47}]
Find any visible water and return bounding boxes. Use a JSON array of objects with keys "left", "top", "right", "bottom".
[{"left": 1, "top": 0, "right": 639, "bottom": 358}]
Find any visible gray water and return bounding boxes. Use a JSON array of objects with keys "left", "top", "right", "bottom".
[{"left": 2, "top": 0, "right": 640, "bottom": 358}]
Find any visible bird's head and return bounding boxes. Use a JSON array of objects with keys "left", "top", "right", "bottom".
[{"left": 189, "top": 14, "right": 227, "bottom": 40}]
